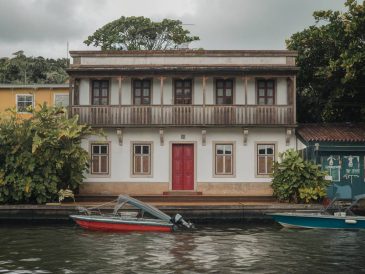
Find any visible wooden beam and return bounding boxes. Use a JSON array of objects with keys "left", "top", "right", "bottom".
[
  {"left": 69, "top": 77, "right": 74, "bottom": 111},
  {"left": 160, "top": 77, "right": 165, "bottom": 124},
  {"left": 203, "top": 76, "right": 206, "bottom": 125},
  {"left": 293, "top": 76, "right": 297, "bottom": 123},
  {"left": 244, "top": 76, "right": 248, "bottom": 123},
  {"left": 118, "top": 76, "right": 123, "bottom": 124},
  {"left": 118, "top": 76, "right": 122, "bottom": 105},
  {"left": 160, "top": 77, "right": 165, "bottom": 105}
]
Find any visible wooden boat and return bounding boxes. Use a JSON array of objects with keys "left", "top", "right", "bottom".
[
  {"left": 70, "top": 195, "right": 193, "bottom": 232},
  {"left": 268, "top": 194, "right": 365, "bottom": 229}
]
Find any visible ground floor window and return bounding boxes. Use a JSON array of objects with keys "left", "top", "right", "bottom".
[
  {"left": 257, "top": 144, "right": 275, "bottom": 175},
  {"left": 91, "top": 143, "right": 109, "bottom": 175},
  {"left": 215, "top": 143, "right": 233, "bottom": 175},
  {"left": 133, "top": 144, "right": 151, "bottom": 175},
  {"left": 16, "top": 94, "right": 34, "bottom": 113}
]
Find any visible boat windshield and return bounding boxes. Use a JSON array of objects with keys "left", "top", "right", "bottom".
[{"left": 116, "top": 195, "right": 172, "bottom": 222}]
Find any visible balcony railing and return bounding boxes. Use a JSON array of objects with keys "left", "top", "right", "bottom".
[{"left": 71, "top": 105, "right": 294, "bottom": 127}]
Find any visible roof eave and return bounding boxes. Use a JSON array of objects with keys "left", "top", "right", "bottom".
[{"left": 69, "top": 49, "right": 298, "bottom": 58}]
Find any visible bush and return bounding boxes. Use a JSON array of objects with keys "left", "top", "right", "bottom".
[
  {"left": 0, "top": 104, "right": 93, "bottom": 204},
  {"left": 271, "top": 149, "right": 329, "bottom": 203}
]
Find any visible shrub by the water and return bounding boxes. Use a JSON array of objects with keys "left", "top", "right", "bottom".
[
  {"left": 271, "top": 149, "right": 329, "bottom": 203},
  {"left": 0, "top": 104, "right": 93, "bottom": 204}
]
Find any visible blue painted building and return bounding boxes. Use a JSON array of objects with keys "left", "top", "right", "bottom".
[{"left": 297, "top": 124, "right": 365, "bottom": 199}]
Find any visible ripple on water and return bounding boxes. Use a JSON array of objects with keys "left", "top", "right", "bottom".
[{"left": 1, "top": 224, "right": 365, "bottom": 273}]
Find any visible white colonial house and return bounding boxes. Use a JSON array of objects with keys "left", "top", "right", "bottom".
[{"left": 67, "top": 50, "right": 298, "bottom": 196}]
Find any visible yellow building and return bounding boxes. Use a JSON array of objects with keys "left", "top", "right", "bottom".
[{"left": 0, "top": 84, "right": 69, "bottom": 116}]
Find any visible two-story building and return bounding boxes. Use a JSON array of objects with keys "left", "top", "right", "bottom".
[{"left": 67, "top": 50, "right": 298, "bottom": 196}]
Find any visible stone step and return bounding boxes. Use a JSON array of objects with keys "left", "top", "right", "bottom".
[
  {"left": 162, "top": 191, "right": 203, "bottom": 196},
  {"left": 75, "top": 194, "right": 275, "bottom": 203}
]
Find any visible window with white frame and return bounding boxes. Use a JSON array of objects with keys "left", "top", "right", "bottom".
[
  {"left": 133, "top": 144, "right": 151, "bottom": 175},
  {"left": 16, "top": 95, "right": 34, "bottom": 113},
  {"left": 91, "top": 144, "right": 109, "bottom": 175},
  {"left": 215, "top": 144, "right": 233, "bottom": 175},
  {"left": 54, "top": 94, "right": 69, "bottom": 107},
  {"left": 257, "top": 144, "right": 275, "bottom": 175}
]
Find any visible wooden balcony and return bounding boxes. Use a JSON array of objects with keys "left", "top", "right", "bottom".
[{"left": 70, "top": 105, "right": 294, "bottom": 127}]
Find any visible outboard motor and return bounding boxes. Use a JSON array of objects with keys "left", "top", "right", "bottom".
[{"left": 173, "top": 214, "right": 194, "bottom": 229}]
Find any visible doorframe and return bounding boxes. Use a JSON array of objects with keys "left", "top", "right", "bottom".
[{"left": 169, "top": 141, "right": 197, "bottom": 192}]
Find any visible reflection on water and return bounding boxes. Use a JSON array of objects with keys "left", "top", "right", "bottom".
[{"left": 1, "top": 223, "right": 365, "bottom": 273}]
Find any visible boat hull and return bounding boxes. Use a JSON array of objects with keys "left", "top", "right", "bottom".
[
  {"left": 268, "top": 213, "right": 365, "bottom": 229},
  {"left": 71, "top": 215, "right": 173, "bottom": 232}
]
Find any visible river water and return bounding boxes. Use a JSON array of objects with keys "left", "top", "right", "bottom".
[{"left": 1, "top": 222, "right": 365, "bottom": 273}]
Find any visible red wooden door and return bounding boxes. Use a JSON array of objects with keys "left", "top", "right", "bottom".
[{"left": 172, "top": 144, "right": 194, "bottom": 190}]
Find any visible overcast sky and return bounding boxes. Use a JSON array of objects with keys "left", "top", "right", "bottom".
[{"left": 0, "top": 0, "right": 346, "bottom": 59}]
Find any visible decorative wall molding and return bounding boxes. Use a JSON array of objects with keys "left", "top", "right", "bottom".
[
  {"left": 116, "top": 128, "right": 123, "bottom": 145},
  {"left": 285, "top": 128, "right": 293, "bottom": 146},
  {"left": 202, "top": 129, "right": 207, "bottom": 146},
  {"left": 243, "top": 128, "right": 249, "bottom": 145},
  {"left": 159, "top": 128, "right": 164, "bottom": 146}
]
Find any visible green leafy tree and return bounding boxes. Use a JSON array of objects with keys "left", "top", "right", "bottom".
[
  {"left": 271, "top": 149, "right": 329, "bottom": 203},
  {"left": 0, "top": 105, "right": 94, "bottom": 204},
  {"left": 84, "top": 16, "right": 200, "bottom": 50},
  {"left": 0, "top": 51, "right": 68, "bottom": 84},
  {"left": 286, "top": 0, "right": 365, "bottom": 122}
]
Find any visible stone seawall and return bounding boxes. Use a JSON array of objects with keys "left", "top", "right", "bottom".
[{"left": 0, "top": 203, "right": 323, "bottom": 223}]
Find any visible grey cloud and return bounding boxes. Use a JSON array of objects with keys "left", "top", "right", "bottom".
[
  {"left": 0, "top": 0, "right": 347, "bottom": 58},
  {"left": 0, "top": 0, "right": 90, "bottom": 42},
  {"left": 180, "top": 0, "right": 346, "bottom": 49}
]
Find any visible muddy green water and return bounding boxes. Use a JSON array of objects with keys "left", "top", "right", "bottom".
[{"left": 1, "top": 223, "right": 365, "bottom": 273}]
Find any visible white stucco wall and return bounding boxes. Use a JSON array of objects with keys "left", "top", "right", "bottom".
[
  {"left": 276, "top": 78, "right": 288, "bottom": 105},
  {"left": 297, "top": 138, "right": 307, "bottom": 150},
  {"left": 110, "top": 79, "right": 119, "bottom": 105},
  {"left": 121, "top": 80, "right": 131, "bottom": 105},
  {"left": 193, "top": 79, "right": 203, "bottom": 105},
  {"left": 247, "top": 79, "right": 256, "bottom": 104},
  {"left": 82, "top": 127, "right": 295, "bottom": 185}
]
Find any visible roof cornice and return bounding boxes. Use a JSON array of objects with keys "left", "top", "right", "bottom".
[{"left": 69, "top": 50, "right": 298, "bottom": 58}]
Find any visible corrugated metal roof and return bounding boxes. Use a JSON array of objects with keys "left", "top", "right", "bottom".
[
  {"left": 0, "top": 84, "right": 69, "bottom": 89},
  {"left": 298, "top": 124, "right": 365, "bottom": 142}
]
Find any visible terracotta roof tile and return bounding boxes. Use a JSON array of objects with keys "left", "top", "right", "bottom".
[{"left": 298, "top": 124, "right": 365, "bottom": 142}]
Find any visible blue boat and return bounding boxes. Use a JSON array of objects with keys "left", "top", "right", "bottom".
[{"left": 268, "top": 194, "right": 365, "bottom": 229}]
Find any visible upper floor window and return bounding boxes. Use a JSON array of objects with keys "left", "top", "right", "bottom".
[
  {"left": 174, "top": 79, "right": 192, "bottom": 104},
  {"left": 216, "top": 79, "right": 233, "bottom": 105},
  {"left": 92, "top": 80, "right": 109, "bottom": 105},
  {"left": 257, "top": 80, "right": 275, "bottom": 105},
  {"left": 133, "top": 79, "right": 151, "bottom": 105},
  {"left": 16, "top": 94, "right": 33, "bottom": 113}
]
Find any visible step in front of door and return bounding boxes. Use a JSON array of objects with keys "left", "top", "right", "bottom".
[{"left": 163, "top": 191, "right": 203, "bottom": 196}]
